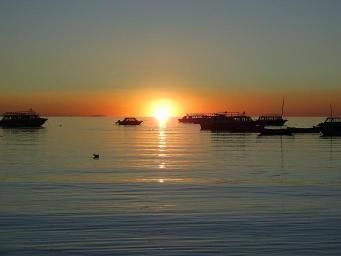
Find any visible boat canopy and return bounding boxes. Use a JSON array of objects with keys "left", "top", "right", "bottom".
[
  {"left": 2, "top": 110, "right": 40, "bottom": 120},
  {"left": 3, "top": 110, "right": 38, "bottom": 116},
  {"left": 258, "top": 115, "right": 283, "bottom": 120},
  {"left": 182, "top": 111, "right": 245, "bottom": 118},
  {"left": 325, "top": 117, "right": 341, "bottom": 123}
]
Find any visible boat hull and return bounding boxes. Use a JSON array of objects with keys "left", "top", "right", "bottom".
[
  {"left": 179, "top": 118, "right": 206, "bottom": 124},
  {"left": 288, "top": 127, "right": 320, "bottom": 134},
  {"left": 319, "top": 118, "right": 341, "bottom": 136},
  {"left": 178, "top": 118, "right": 195, "bottom": 124},
  {"left": 116, "top": 120, "right": 143, "bottom": 126},
  {"left": 0, "top": 118, "right": 47, "bottom": 128},
  {"left": 179, "top": 118, "right": 197, "bottom": 124},
  {"left": 259, "top": 128, "right": 292, "bottom": 136},
  {"left": 200, "top": 121, "right": 261, "bottom": 132},
  {"left": 320, "top": 127, "right": 341, "bottom": 136}
]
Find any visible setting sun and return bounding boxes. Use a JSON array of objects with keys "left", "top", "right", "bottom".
[
  {"left": 154, "top": 106, "right": 171, "bottom": 122},
  {"left": 147, "top": 99, "right": 179, "bottom": 123}
]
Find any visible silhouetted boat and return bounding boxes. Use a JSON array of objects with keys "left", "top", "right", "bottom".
[
  {"left": 287, "top": 126, "right": 320, "bottom": 134},
  {"left": 179, "top": 113, "right": 208, "bottom": 124},
  {"left": 256, "top": 98, "right": 287, "bottom": 126},
  {"left": 178, "top": 112, "right": 229, "bottom": 124},
  {"left": 116, "top": 117, "right": 143, "bottom": 126},
  {"left": 319, "top": 117, "right": 341, "bottom": 136},
  {"left": 255, "top": 115, "right": 287, "bottom": 126},
  {"left": 0, "top": 109, "right": 47, "bottom": 127},
  {"left": 259, "top": 127, "right": 292, "bottom": 136},
  {"left": 199, "top": 112, "right": 261, "bottom": 132}
]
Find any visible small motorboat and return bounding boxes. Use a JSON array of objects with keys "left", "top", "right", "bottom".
[
  {"left": 116, "top": 117, "right": 143, "bottom": 126},
  {"left": 259, "top": 127, "right": 293, "bottom": 136}
]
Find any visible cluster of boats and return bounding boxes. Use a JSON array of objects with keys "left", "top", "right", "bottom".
[
  {"left": 0, "top": 109, "right": 341, "bottom": 136},
  {"left": 178, "top": 112, "right": 341, "bottom": 136}
]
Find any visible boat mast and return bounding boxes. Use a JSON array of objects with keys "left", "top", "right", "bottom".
[
  {"left": 281, "top": 97, "right": 285, "bottom": 117},
  {"left": 330, "top": 104, "right": 333, "bottom": 118}
]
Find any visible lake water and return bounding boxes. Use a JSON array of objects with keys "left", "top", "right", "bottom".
[{"left": 1, "top": 117, "right": 341, "bottom": 255}]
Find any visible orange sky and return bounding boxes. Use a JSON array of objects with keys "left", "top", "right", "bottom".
[
  {"left": 1, "top": 88, "right": 340, "bottom": 117},
  {"left": 1, "top": 1, "right": 340, "bottom": 117}
]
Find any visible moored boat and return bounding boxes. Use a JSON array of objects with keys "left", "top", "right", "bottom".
[
  {"left": 178, "top": 112, "right": 230, "bottom": 124},
  {"left": 259, "top": 127, "right": 293, "bottom": 136},
  {"left": 0, "top": 109, "right": 47, "bottom": 128},
  {"left": 199, "top": 112, "right": 261, "bottom": 132},
  {"left": 255, "top": 115, "right": 287, "bottom": 126},
  {"left": 256, "top": 98, "right": 287, "bottom": 126},
  {"left": 319, "top": 117, "right": 341, "bottom": 136},
  {"left": 178, "top": 113, "right": 210, "bottom": 124},
  {"left": 116, "top": 117, "right": 143, "bottom": 126},
  {"left": 287, "top": 126, "right": 320, "bottom": 134}
]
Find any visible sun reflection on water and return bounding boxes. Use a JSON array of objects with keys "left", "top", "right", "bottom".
[
  {"left": 158, "top": 128, "right": 167, "bottom": 168},
  {"left": 136, "top": 178, "right": 185, "bottom": 183}
]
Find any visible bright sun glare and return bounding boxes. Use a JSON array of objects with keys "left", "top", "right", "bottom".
[
  {"left": 151, "top": 100, "right": 174, "bottom": 123},
  {"left": 153, "top": 105, "right": 171, "bottom": 122}
]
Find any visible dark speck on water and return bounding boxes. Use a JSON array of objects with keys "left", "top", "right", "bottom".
[{"left": 1, "top": 117, "right": 341, "bottom": 255}]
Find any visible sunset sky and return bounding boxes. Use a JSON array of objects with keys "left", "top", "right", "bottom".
[{"left": 1, "top": 0, "right": 340, "bottom": 116}]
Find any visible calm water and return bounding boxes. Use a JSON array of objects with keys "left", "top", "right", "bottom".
[{"left": 1, "top": 117, "right": 341, "bottom": 255}]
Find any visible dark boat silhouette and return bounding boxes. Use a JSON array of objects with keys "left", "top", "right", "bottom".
[
  {"left": 287, "top": 126, "right": 320, "bottom": 134},
  {"left": 178, "top": 112, "right": 228, "bottom": 124},
  {"left": 178, "top": 113, "right": 207, "bottom": 124},
  {"left": 255, "top": 115, "right": 287, "bottom": 126},
  {"left": 199, "top": 112, "right": 261, "bottom": 132},
  {"left": 260, "top": 126, "right": 320, "bottom": 136},
  {"left": 0, "top": 109, "right": 47, "bottom": 128},
  {"left": 259, "top": 127, "right": 293, "bottom": 136},
  {"left": 116, "top": 117, "right": 143, "bottom": 126},
  {"left": 256, "top": 98, "right": 287, "bottom": 126},
  {"left": 319, "top": 117, "right": 341, "bottom": 136}
]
